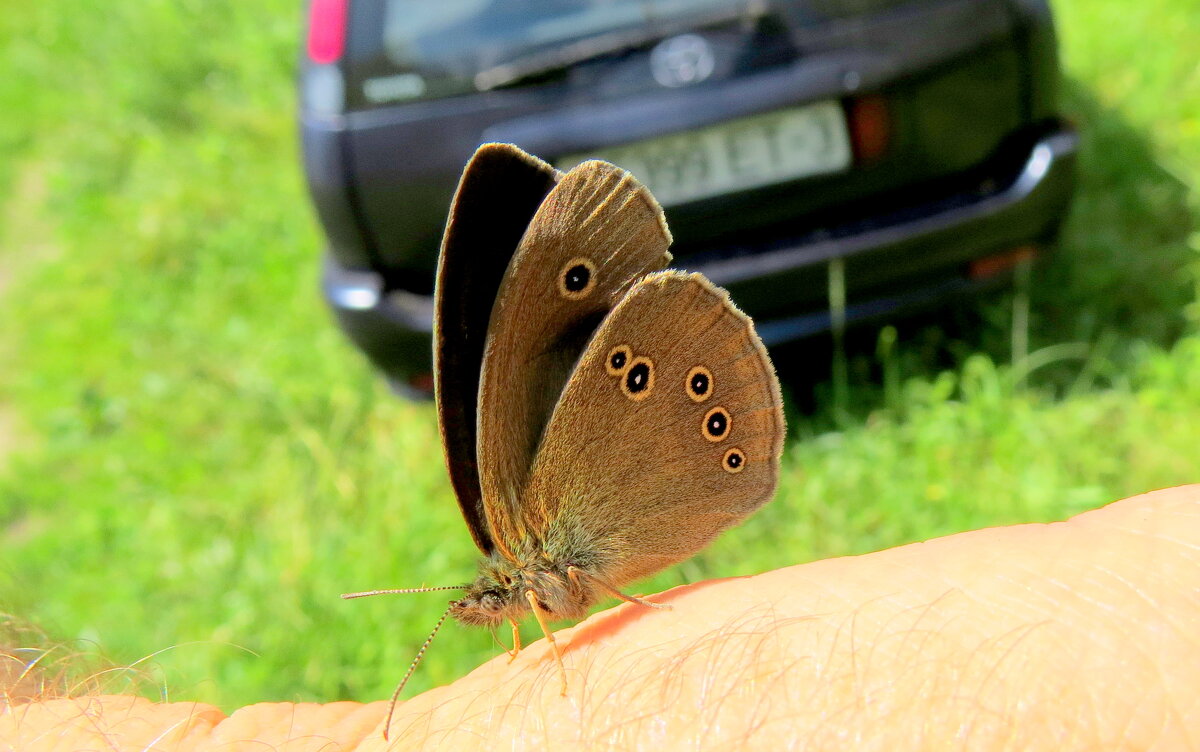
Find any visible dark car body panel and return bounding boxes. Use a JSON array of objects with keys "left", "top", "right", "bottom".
[{"left": 301, "top": 0, "right": 1076, "bottom": 394}]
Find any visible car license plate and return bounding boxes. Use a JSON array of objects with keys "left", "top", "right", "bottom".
[{"left": 557, "top": 101, "right": 852, "bottom": 207}]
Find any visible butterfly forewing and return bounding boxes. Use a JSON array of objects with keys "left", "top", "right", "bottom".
[
  {"left": 522, "top": 271, "right": 785, "bottom": 586},
  {"left": 434, "top": 143, "right": 562, "bottom": 554},
  {"left": 476, "top": 161, "right": 673, "bottom": 553}
]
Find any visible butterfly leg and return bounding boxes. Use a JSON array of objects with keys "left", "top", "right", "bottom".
[
  {"left": 567, "top": 565, "right": 672, "bottom": 610},
  {"left": 507, "top": 618, "right": 523, "bottom": 663},
  {"left": 524, "top": 589, "right": 567, "bottom": 696}
]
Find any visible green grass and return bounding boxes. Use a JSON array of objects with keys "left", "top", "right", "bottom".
[{"left": 0, "top": 0, "right": 1197, "bottom": 710}]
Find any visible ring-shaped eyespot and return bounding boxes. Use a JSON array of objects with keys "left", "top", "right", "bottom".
[
  {"left": 722, "top": 447, "right": 747, "bottom": 474},
  {"left": 685, "top": 365, "right": 713, "bottom": 402},
  {"left": 620, "top": 356, "right": 655, "bottom": 401},
  {"left": 702, "top": 406, "right": 731, "bottom": 442},
  {"left": 558, "top": 257, "right": 597, "bottom": 299},
  {"left": 605, "top": 345, "right": 632, "bottom": 376}
]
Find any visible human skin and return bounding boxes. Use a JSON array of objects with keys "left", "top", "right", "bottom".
[{"left": 3, "top": 485, "right": 1198, "bottom": 750}]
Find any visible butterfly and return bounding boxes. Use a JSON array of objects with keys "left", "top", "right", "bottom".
[{"left": 344, "top": 143, "right": 785, "bottom": 735}]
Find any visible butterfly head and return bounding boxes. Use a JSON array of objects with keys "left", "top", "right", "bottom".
[{"left": 449, "top": 560, "right": 528, "bottom": 627}]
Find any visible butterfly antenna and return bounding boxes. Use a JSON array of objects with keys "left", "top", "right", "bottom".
[
  {"left": 340, "top": 585, "right": 467, "bottom": 599},
  {"left": 382, "top": 601, "right": 456, "bottom": 741}
]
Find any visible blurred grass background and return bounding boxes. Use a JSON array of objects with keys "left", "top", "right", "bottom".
[{"left": 0, "top": 0, "right": 1197, "bottom": 709}]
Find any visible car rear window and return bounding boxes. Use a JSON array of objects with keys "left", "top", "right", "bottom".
[
  {"left": 804, "top": 0, "right": 921, "bottom": 16},
  {"left": 370, "top": 0, "right": 749, "bottom": 103}
]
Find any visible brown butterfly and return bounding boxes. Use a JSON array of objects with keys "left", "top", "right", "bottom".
[{"left": 344, "top": 143, "right": 785, "bottom": 736}]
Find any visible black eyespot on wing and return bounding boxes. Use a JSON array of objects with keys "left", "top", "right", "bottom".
[
  {"left": 558, "top": 257, "right": 597, "bottom": 299},
  {"left": 620, "top": 356, "right": 655, "bottom": 401},
  {"left": 685, "top": 365, "right": 713, "bottom": 402},
  {"left": 606, "top": 345, "right": 632, "bottom": 376},
  {"left": 723, "top": 447, "right": 746, "bottom": 474},
  {"left": 703, "top": 406, "right": 731, "bottom": 442},
  {"left": 564, "top": 264, "right": 589, "bottom": 291},
  {"left": 627, "top": 363, "right": 649, "bottom": 391}
]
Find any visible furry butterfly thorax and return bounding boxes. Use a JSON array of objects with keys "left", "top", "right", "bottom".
[{"left": 345, "top": 144, "right": 784, "bottom": 727}]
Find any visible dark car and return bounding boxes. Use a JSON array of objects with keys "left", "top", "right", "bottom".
[{"left": 301, "top": 0, "right": 1076, "bottom": 397}]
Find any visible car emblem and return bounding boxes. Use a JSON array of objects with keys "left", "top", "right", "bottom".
[{"left": 650, "top": 34, "right": 715, "bottom": 88}]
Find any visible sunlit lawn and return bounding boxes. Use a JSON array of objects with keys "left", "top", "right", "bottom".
[{"left": 0, "top": 0, "right": 1196, "bottom": 709}]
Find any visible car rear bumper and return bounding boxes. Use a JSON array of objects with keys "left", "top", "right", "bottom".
[
  {"left": 322, "top": 125, "right": 1077, "bottom": 393},
  {"left": 699, "top": 127, "right": 1079, "bottom": 343}
]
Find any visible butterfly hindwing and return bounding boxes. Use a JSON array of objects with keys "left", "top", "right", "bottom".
[
  {"left": 476, "top": 160, "right": 673, "bottom": 553},
  {"left": 434, "top": 143, "right": 562, "bottom": 554},
  {"left": 522, "top": 271, "right": 785, "bottom": 585}
]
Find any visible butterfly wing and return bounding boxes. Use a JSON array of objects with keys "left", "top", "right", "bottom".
[
  {"left": 476, "top": 160, "right": 673, "bottom": 554},
  {"left": 435, "top": 143, "right": 561, "bottom": 554},
  {"left": 522, "top": 271, "right": 785, "bottom": 586}
]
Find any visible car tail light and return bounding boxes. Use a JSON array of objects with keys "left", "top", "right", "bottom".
[
  {"left": 848, "top": 95, "right": 890, "bottom": 164},
  {"left": 307, "top": 0, "right": 348, "bottom": 65},
  {"left": 968, "top": 245, "right": 1037, "bottom": 280}
]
